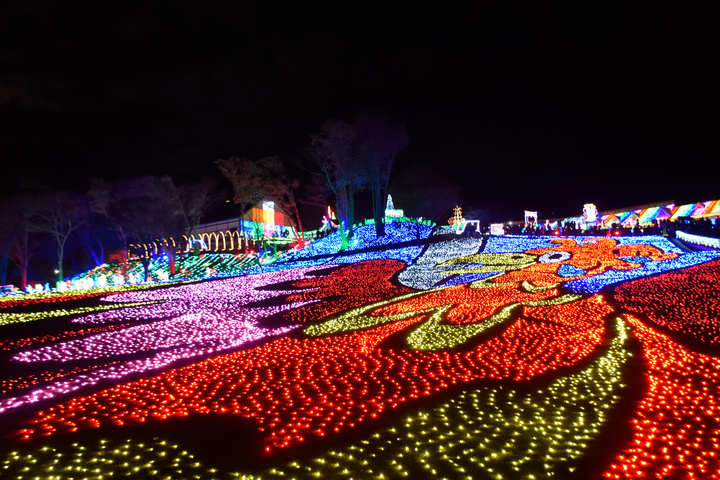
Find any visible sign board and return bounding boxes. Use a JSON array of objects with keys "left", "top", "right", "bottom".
[
  {"left": 524, "top": 210, "right": 538, "bottom": 225},
  {"left": 490, "top": 223, "right": 505, "bottom": 235}
]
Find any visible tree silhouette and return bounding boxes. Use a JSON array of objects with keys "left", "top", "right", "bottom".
[
  {"left": 0, "top": 194, "right": 42, "bottom": 289},
  {"left": 28, "top": 191, "right": 87, "bottom": 283},
  {"left": 175, "top": 179, "right": 225, "bottom": 239},
  {"left": 74, "top": 193, "right": 114, "bottom": 269},
  {"left": 306, "top": 119, "right": 365, "bottom": 249},
  {"left": 256, "top": 157, "right": 306, "bottom": 245},
  {"left": 354, "top": 113, "right": 408, "bottom": 237},
  {"left": 215, "top": 157, "right": 268, "bottom": 250},
  {"left": 0, "top": 201, "right": 13, "bottom": 286},
  {"left": 89, "top": 176, "right": 184, "bottom": 281}
]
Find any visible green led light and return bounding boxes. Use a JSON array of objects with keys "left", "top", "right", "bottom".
[{"left": 0, "top": 438, "right": 219, "bottom": 479}]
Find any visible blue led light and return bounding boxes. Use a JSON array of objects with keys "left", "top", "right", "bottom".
[
  {"left": 278, "top": 222, "right": 433, "bottom": 263},
  {"left": 565, "top": 250, "right": 720, "bottom": 294},
  {"left": 557, "top": 264, "right": 587, "bottom": 277}
]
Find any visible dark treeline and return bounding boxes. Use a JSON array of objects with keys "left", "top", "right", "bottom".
[
  {"left": 1, "top": 113, "right": 467, "bottom": 290},
  {"left": 0, "top": 176, "right": 225, "bottom": 290}
]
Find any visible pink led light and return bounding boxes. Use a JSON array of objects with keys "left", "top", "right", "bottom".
[
  {"left": 1, "top": 267, "right": 328, "bottom": 414},
  {"left": 74, "top": 266, "right": 325, "bottom": 325}
]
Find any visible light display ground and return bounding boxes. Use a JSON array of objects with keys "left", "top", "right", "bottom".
[{"left": 1, "top": 228, "right": 720, "bottom": 479}]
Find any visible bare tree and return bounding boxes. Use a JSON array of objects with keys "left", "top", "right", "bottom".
[
  {"left": 175, "top": 179, "right": 225, "bottom": 238},
  {"left": 256, "top": 157, "right": 306, "bottom": 245},
  {"left": 11, "top": 227, "right": 40, "bottom": 290},
  {"left": 90, "top": 176, "right": 184, "bottom": 281},
  {"left": 306, "top": 119, "right": 365, "bottom": 249},
  {"left": 167, "top": 179, "right": 225, "bottom": 273},
  {"left": 215, "top": 157, "right": 268, "bottom": 250},
  {"left": 29, "top": 191, "right": 87, "bottom": 282},
  {"left": 354, "top": 113, "right": 409, "bottom": 237},
  {"left": 0, "top": 201, "right": 13, "bottom": 286},
  {"left": 73, "top": 192, "right": 114, "bottom": 269},
  {"left": 88, "top": 179, "right": 131, "bottom": 274},
  {"left": 0, "top": 195, "right": 42, "bottom": 289}
]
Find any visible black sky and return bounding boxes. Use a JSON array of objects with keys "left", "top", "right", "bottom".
[{"left": 1, "top": 1, "right": 718, "bottom": 220}]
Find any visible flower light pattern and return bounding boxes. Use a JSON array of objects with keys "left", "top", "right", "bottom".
[{"left": 1, "top": 232, "right": 720, "bottom": 479}]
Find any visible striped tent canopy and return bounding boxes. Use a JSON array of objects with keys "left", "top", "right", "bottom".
[
  {"left": 554, "top": 199, "right": 717, "bottom": 226},
  {"left": 671, "top": 200, "right": 720, "bottom": 220},
  {"left": 671, "top": 203, "right": 695, "bottom": 220},
  {"left": 601, "top": 214, "right": 620, "bottom": 227},
  {"left": 637, "top": 205, "right": 674, "bottom": 225},
  {"left": 706, "top": 200, "right": 720, "bottom": 217},
  {"left": 619, "top": 211, "right": 640, "bottom": 226},
  {"left": 693, "top": 200, "right": 720, "bottom": 217}
]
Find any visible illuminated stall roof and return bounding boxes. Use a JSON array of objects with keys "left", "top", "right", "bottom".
[
  {"left": 619, "top": 211, "right": 640, "bottom": 226},
  {"left": 601, "top": 214, "right": 620, "bottom": 227},
  {"left": 637, "top": 205, "right": 673, "bottom": 225},
  {"left": 560, "top": 198, "right": 718, "bottom": 228},
  {"left": 705, "top": 200, "right": 720, "bottom": 217},
  {"left": 671, "top": 200, "right": 720, "bottom": 220},
  {"left": 598, "top": 200, "right": 719, "bottom": 226},
  {"left": 671, "top": 203, "right": 695, "bottom": 220},
  {"left": 693, "top": 200, "right": 720, "bottom": 217}
]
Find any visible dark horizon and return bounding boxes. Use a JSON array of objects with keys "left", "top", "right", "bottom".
[{"left": 2, "top": 3, "right": 718, "bottom": 223}]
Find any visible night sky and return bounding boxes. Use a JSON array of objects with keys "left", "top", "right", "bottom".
[{"left": 1, "top": 2, "right": 718, "bottom": 221}]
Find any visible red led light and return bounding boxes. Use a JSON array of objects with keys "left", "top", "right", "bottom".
[
  {"left": 603, "top": 314, "right": 720, "bottom": 479},
  {"left": 20, "top": 293, "right": 610, "bottom": 451},
  {"left": 612, "top": 258, "right": 720, "bottom": 344}
]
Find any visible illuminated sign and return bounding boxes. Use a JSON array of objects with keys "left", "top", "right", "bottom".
[{"left": 490, "top": 223, "right": 505, "bottom": 235}]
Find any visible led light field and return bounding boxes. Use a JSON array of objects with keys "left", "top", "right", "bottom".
[{"left": 1, "top": 233, "right": 720, "bottom": 479}]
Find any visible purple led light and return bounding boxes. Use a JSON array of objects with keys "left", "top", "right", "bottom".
[{"left": 1, "top": 267, "right": 328, "bottom": 415}]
